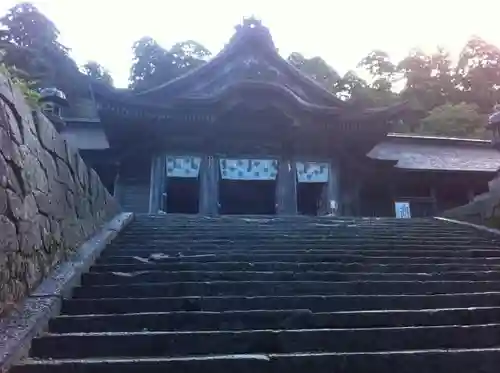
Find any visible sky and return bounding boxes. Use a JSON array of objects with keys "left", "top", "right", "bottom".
[{"left": 2, "top": 0, "right": 500, "bottom": 88}]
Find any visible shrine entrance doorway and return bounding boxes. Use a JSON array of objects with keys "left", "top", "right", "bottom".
[
  {"left": 218, "top": 158, "right": 278, "bottom": 215},
  {"left": 164, "top": 156, "right": 201, "bottom": 214},
  {"left": 296, "top": 161, "right": 331, "bottom": 216}
]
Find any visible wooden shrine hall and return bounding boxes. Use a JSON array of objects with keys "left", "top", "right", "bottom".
[{"left": 59, "top": 20, "right": 500, "bottom": 218}]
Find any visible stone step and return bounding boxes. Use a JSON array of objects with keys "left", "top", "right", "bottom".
[
  {"left": 104, "top": 243, "right": 500, "bottom": 251},
  {"left": 81, "top": 270, "right": 500, "bottom": 286},
  {"left": 125, "top": 218, "right": 473, "bottom": 231},
  {"left": 123, "top": 223, "right": 477, "bottom": 231},
  {"left": 29, "top": 324, "right": 500, "bottom": 358},
  {"left": 70, "top": 280, "right": 500, "bottom": 299},
  {"left": 50, "top": 307, "right": 500, "bottom": 333},
  {"left": 111, "top": 237, "right": 496, "bottom": 245},
  {"left": 89, "top": 261, "right": 500, "bottom": 273},
  {"left": 95, "top": 254, "right": 500, "bottom": 265},
  {"left": 117, "top": 230, "right": 483, "bottom": 237},
  {"left": 100, "top": 248, "right": 500, "bottom": 258},
  {"left": 12, "top": 349, "right": 500, "bottom": 373},
  {"left": 115, "top": 228, "right": 491, "bottom": 235},
  {"left": 60, "top": 293, "right": 500, "bottom": 315},
  {"left": 15, "top": 215, "right": 500, "bottom": 373}
]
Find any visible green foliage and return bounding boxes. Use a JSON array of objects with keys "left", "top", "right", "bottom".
[
  {"left": 0, "top": 2, "right": 85, "bottom": 97},
  {"left": 0, "top": 63, "right": 40, "bottom": 107},
  {"left": 288, "top": 52, "right": 341, "bottom": 90},
  {"left": 417, "top": 103, "right": 487, "bottom": 138},
  {"left": 82, "top": 61, "right": 113, "bottom": 86},
  {"left": 357, "top": 50, "right": 397, "bottom": 89},
  {"left": 129, "top": 38, "right": 211, "bottom": 91}
]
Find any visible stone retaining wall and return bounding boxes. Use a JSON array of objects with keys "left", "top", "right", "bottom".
[
  {"left": 443, "top": 175, "right": 500, "bottom": 227},
  {"left": 0, "top": 74, "right": 120, "bottom": 316}
]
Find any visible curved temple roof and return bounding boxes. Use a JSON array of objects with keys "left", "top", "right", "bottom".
[{"left": 91, "top": 19, "right": 407, "bottom": 125}]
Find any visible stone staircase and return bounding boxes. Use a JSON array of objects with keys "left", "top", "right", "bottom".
[{"left": 13, "top": 215, "right": 500, "bottom": 372}]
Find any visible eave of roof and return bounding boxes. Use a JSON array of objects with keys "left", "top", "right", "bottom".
[
  {"left": 369, "top": 136, "right": 500, "bottom": 172},
  {"left": 388, "top": 132, "right": 492, "bottom": 145}
]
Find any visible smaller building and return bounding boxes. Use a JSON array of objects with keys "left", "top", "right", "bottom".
[{"left": 58, "top": 21, "right": 500, "bottom": 218}]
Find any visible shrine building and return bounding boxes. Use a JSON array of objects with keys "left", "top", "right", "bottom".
[{"left": 57, "top": 20, "right": 500, "bottom": 217}]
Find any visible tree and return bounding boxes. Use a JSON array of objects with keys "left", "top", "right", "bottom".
[
  {"left": 357, "top": 49, "right": 397, "bottom": 90},
  {"left": 395, "top": 48, "right": 457, "bottom": 130},
  {"left": 331, "top": 70, "right": 399, "bottom": 107},
  {"left": 416, "top": 102, "right": 487, "bottom": 138},
  {"left": 398, "top": 49, "right": 453, "bottom": 112},
  {"left": 287, "top": 52, "right": 340, "bottom": 90},
  {"left": 0, "top": 2, "right": 84, "bottom": 95},
  {"left": 456, "top": 36, "right": 500, "bottom": 113},
  {"left": 129, "top": 37, "right": 211, "bottom": 91},
  {"left": 82, "top": 61, "right": 113, "bottom": 86}
]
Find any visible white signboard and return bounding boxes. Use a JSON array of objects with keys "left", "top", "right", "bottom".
[{"left": 395, "top": 201, "right": 411, "bottom": 219}]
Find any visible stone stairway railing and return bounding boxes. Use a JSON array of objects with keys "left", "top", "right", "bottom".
[{"left": 443, "top": 174, "right": 500, "bottom": 226}]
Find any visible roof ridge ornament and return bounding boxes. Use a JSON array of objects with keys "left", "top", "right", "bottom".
[
  {"left": 232, "top": 17, "right": 274, "bottom": 48},
  {"left": 236, "top": 16, "right": 264, "bottom": 31}
]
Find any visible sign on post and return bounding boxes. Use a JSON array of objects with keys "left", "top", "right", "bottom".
[{"left": 394, "top": 201, "right": 411, "bottom": 219}]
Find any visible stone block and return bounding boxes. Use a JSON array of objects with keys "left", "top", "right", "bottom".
[
  {"left": 11, "top": 88, "right": 36, "bottom": 136},
  {"left": 36, "top": 214, "right": 51, "bottom": 250},
  {"left": 6, "top": 191, "right": 38, "bottom": 222},
  {"left": 0, "top": 153, "right": 8, "bottom": 188},
  {"left": 6, "top": 162, "right": 23, "bottom": 196},
  {"left": 33, "top": 190, "right": 52, "bottom": 216},
  {"left": 34, "top": 112, "right": 66, "bottom": 160},
  {"left": 20, "top": 145, "right": 50, "bottom": 194},
  {"left": 18, "top": 220, "right": 42, "bottom": 255},
  {"left": 6, "top": 189, "right": 22, "bottom": 220},
  {"left": 38, "top": 149, "right": 57, "bottom": 194},
  {"left": 49, "top": 218, "right": 62, "bottom": 243},
  {"left": 65, "top": 140, "right": 79, "bottom": 175},
  {"left": 0, "top": 101, "right": 23, "bottom": 144},
  {"left": 56, "top": 158, "right": 75, "bottom": 190},
  {"left": 76, "top": 155, "right": 89, "bottom": 189},
  {"left": 0, "top": 127, "right": 15, "bottom": 162},
  {"left": 0, "top": 72, "right": 13, "bottom": 102},
  {"left": 0, "top": 215, "right": 18, "bottom": 253},
  {"left": 0, "top": 188, "right": 7, "bottom": 215}
]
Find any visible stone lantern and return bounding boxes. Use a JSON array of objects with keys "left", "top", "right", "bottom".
[
  {"left": 38, "top": 87, "right": 69, "bottom": 118},
  {"left": 38, "top": 87, "right": 69, "bottom": 132}
]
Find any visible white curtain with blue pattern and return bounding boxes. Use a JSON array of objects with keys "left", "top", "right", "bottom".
[
  {"left": 296, "top": 161, "right": 329, "bottom": 183},
  {"left": 166, "top": 156, "right": 202, "bottom": 178},
  {"left": 219, "top": 158, "right": 278, "bottom": 180}
]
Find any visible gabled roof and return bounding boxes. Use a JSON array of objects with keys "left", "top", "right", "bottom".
[
  {"left": 133, "top": 19, "right": 348, "bottom": 108},
  {"left": 368, "top": 133, "right": 500, "bottom": 172}
]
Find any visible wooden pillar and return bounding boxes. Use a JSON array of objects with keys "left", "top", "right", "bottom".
[
  {"left": 199, "top": 155, "right": 219, "bottom": 216},
  {"left": 148, "top": 155, "right": 166, "bottom": 214},
  {"left": 276, "top": 159, "right": 297, "bottom": 215},
  {"left": 326, "top": 161, "right": 340, "bottom": 216}
]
